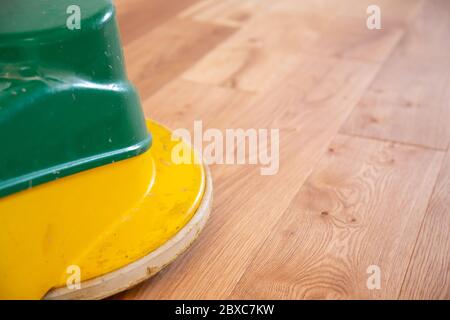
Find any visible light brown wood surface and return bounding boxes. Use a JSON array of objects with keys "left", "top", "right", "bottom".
[
  {"left": 399, "top": 149, "right": 450, "bottom": 299},
  {"left": 113, "top": 0, "right": 449, "bottom": 299}
]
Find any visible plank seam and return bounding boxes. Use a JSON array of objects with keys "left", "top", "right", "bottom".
[
  {"left": 397, "top": 151, "right": 447, "bottom": 299},
  {"left": 339, "top": 132, "right": 447, "bottom": 152}
]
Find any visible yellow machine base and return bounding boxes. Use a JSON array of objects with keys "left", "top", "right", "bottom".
[{"left": 0, "top": 120, "right": 207, "bottom": 300}]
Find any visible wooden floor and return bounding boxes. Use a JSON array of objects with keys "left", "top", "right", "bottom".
[{"left": 113, "top": 0, "right": 449, "bottom": 299}]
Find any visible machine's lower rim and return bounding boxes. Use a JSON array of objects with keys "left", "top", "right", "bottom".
[{"left": 44, "top": 164, "right": 212, "bottom": 300}]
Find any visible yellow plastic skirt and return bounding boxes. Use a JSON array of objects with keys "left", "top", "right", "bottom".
[{"left": 0, "top": 120, "right": 205, "bottom": 299}]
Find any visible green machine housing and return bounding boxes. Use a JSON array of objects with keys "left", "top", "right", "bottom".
[{"left": 0, "top": 0, "right": 151, "bottom": 197}]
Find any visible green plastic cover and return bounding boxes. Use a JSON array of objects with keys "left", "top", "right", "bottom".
[{"left": 0, "top": 0, "right": 152, "bottom": 198}]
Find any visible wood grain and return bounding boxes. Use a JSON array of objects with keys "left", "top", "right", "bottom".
[
  {"left": 118, "top": 57, "right": 382, "bottom": 299},
  {"left": 232, "top": 135, "right": 444, "bottom": 299},
  {"left": 301, "top": 16, "right": 404, "bottom": 63},
  {"left": 124, "top": 18, "right": 235, "bottom": 99},
  {"left": 179, "top": 0, "right": 270, "bottom": 28},
  {"left": 266, "top": 0, "right": 423, "bottom": 63},
  {"left": 180, "top": 0, "right": 420, "bottom": 91},
  {"left": 115, "top": 0, "right": 201, "bottom": 45},
  {"left": 182, "top": 10, "right": 332, "bottom": 92},
  {"left": 341, "top": 0, "right": 450, "bottom": 150},
  {"left": 335, "top": 0, "right": 424, "bottom": 28},
  {"left": 395, "top": 0, "right": 450, "bottom": 59},
  {"left": 112, "top": 0, "right": 450, "bottom": 300},
  {"left": 399, "top": 150, "right": 450, "bottom": 300},
  {"left": 141, "top": 79, "right": 255, "bottom": 140},
  {"left": 341, "top": 48, "right": 450, "bottom": 150}
]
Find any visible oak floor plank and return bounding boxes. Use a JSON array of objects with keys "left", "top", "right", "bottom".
[
  {"left": 181, "top": 10, "right": 333, "bottom": 92},
  {"left": 232, "top": 135, "right": 444, "bottom": 299},
  {"left": 394, "top": 0, "right": 450, "bottom": 59},
  {"left": 181, "top": 0, "right": 417, "bottom": 92},
  {"left": 118, "top": 56, "right": 381, "bottom": 299},
  {"left": 142, "top": 78, "right": 255, "bottom": 130},
  {"left": 269, "top": 0, "right": 423, "bottom": 28},
  {"left": 266, "top": 0, "right": 347, "bottom": 16},
  {"left": 399, "top": 150, "right": 450, "bottom": 300},
  {"left": 341, "top": 50, "right": 450, "bottom": 150},
  {"left": 112, "top": 0, "right": 449, "bottom": 300},
  {"left": 124, "top": 18, "right": 235, "bottom": 100},
  {"left": 301, "top": 15, "right": 405, "bottom": 63},
  {"left": 271, "top": 0, "right": 422, "bottom": 63},
  {"left": 341, "top": 1, "right": 450, "bottom": 150},
  {"left": 179, "top": 0, "right": 271, "bottom": 28},
  {"left": 273, "top": 0, "right": 425, "bottom": 64},
  {"left": 115, "top": 0, "right": 201, "bottom": 45},
  {"left": 335, "top": 0, "right": 424, "bottom": 28}
]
